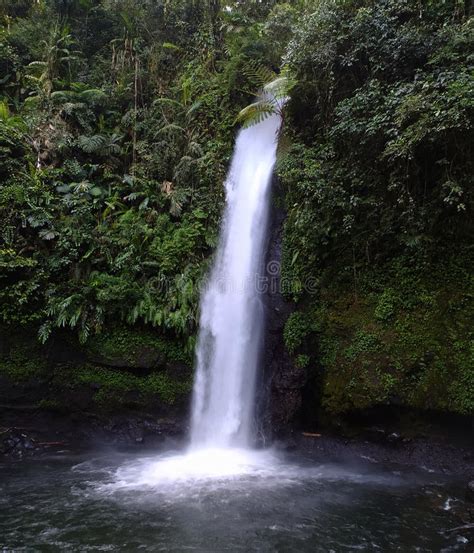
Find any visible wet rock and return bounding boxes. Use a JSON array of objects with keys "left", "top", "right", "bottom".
[
  {"left": 261, "top": 178, "right": 307, "bottom": 437},
  {"left": 365, "top": 427, "right": 387, "bottom": 443},
  {"left": 362, "top": 427, "right": 406, "bottom": 447},
  {"left": 1, "top": 428, "right": 40, "bottom": 458},
  {"left": 272, "top": 363, "right": 307, "bottom": 389},
  {"left": 80, "top": 414, "right": 186, "bottom": 447},
  {"left": 87, "top": 348, "right": 166, "bottom": 370},
  {"left": 387, "top": 432, "right": 403, "bottom": 445},
  {"left": 271, "top": 389, "right": 302, "bottom": 430},
  {"left": 466, "top": 481, "right": 474, "bottom": 503}
]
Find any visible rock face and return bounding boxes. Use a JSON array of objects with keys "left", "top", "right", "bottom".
[
  {"left": 0, "top": 326, "right": 192, "bottom": 457},
  {"left": 260, "top": 179, "right": 307, "bottom": 438}
]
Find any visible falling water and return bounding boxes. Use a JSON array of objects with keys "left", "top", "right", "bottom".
[
  {"left": 98, "top": 110, "right": 283, "bottom": 488},
  {"left": 190, "top": 111, "right": 282, "bottom": 449}
]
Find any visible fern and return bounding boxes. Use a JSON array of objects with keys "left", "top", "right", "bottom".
[
  {"left": 243, "top": 60, "right": 277, "bottom": 90},
  {"left": 236, "top": 67, "right": 296, "bottom": 128},
  {"left": 79, "top": 89, "right": 107, "bottom": 104},
  {"left": 153, "top": 97, "right": 183, "bottom": 110},
  {"left": 77, "top": 134, "right": 106, "bottom": 153},
  {"left": 38, "top": 322, "right": 52, "bottom": 344},
  {"left": 235, "top": 100, "right": 275, "bottom": 128},
  {"left": 156, "top": 123, "right": 186, "bottom": 137}
]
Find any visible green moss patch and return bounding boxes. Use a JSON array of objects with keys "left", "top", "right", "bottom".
[
  {"left": 290, "top": 254, "right": 474, "bottom": 416},
  {"left": 70, "top": 364, "right": 192, "bottom": 409},
  {"left": 85, "top": 326, "right": 192, "bottom": 368},
  {"left": 0, "top": 328, "right": 193, "bottom": 412}
]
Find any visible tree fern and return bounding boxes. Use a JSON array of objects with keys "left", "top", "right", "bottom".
[
  {"left": 243, "top": 60, "right": 278, "bottom": 90},
  {"left": 156, "top": 123, "right": 186, "bottom": 137},
  {"left": 236, "top": 66, "right": 296, "bottom": 128}
]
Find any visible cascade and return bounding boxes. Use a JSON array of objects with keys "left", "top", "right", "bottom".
[{"left": 190, "top": 110, "right": 282, "bottom": 449}]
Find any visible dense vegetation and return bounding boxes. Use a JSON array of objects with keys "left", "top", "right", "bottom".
[
  {"left": 0, "top": 0, "right": 472, "bottom": 419},
  {"left": 279, "top": 0, "right": 473, "bottom": 417}
]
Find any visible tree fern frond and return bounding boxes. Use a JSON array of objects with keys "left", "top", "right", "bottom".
[
  {"left": 264, "top": 68, "right": 296, "bottom": 99},
  {"left": 264, "top": 76, "right": 292, "bottom": 99},
  {"left": 235, "top": 100, "right": 275, "bottom": 128},
  {"left": 243, "top": 60, "right": 277, "bottom": 89},
  {"left": 51, "top": 90, "right": 77, "bottom": 102},
  {"left": 79, "top": 89, "right": 107, "bottom": 104}
]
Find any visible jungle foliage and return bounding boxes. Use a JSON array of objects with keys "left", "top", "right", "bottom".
[
  {"left": 0, "top": 0, "right": 472, "bottom": 416},
  {"left": 279, "top": 0, "right": 473, "bottom": 416},
  {"left": 0, "top": 0, "right": 296, "bottom": 349}
]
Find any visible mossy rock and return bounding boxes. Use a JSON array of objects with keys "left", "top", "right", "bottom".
[
  {"left": 295, "top": 255, "right": 474, "bottom": 417},
  {"left": 0, "top": 326, "right": 193, "bottom": 414},
  {"left": 85, "top": 326, "right": 192, "bottom": 370},
  {"left": 49, "top": 363, "right": 193, "bottom": 412}
]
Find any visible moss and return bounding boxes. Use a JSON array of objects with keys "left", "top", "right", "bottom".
[
  {"left": 86, "top": 325, "right": 192, "bottom": 366},
  {"left": 37, "top": 399, "right": 67, "bottom": 412},
  {"left": 0, "top": 339, "right": 48, "bottom": 382},
  {"left": 300, "top": 254, "right": 474, "bottom": 416},
  {"left": 283, "top": 311, "right": 313, "bottom": 354},
  {"left": 66, "top": 364, "right": 192, "bottom": 409},
  {"left": 344, "top": 330, "right": 381, "bottom": 361},
  {"left": 0, "top": 328, "right": 193, "bottom": 412}
]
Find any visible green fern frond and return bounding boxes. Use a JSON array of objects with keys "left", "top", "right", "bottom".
[
  {"left": 79, "top": 89, "right": 107, "bottom": 103},
  {"left": 153, "top": 97, "right": 183, "bottom": 109},
  {"left": 51, "top": 91, "right": 75, "bottom": 104},
  {"left": 243, "top": 60, "right": 277, "bottom": 89},
  {"left": 264, "top": 76, "right": 292, "bottom": 99},
  {"left": 235, "top": 100, "right": 275, "bottom": 128}
]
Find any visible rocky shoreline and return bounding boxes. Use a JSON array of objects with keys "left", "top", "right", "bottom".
[
  {"left": 2, "top": 408, "right": 473, "bottom": 479},
  {"left": 0, "top": 410, "right": 186, "bottom": 458},
  {"left": 293, "top": 432, "right": 474, "bottom": 478}
]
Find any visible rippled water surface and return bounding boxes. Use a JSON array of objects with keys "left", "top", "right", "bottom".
[{"left": 0, "top": 447, "right": 470, "bottom": 552}]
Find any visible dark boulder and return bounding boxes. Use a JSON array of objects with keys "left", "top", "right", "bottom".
[{"left": 1, "top": 428, "right": 39, "bottom": 458}]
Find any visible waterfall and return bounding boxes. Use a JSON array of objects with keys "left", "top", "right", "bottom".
[{"left": 190, "top": 111, "right": 282, "bottom": 449}]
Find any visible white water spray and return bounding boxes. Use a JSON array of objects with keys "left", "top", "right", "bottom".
[{"left": 190, "top": 111, "right": 282, "bottom": 449}]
